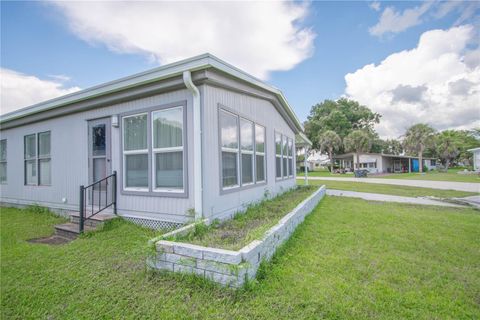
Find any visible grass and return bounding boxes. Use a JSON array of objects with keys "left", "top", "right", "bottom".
[
  {"left": 303, "top": 168, "right": 480, "bottom": 183},
  {"left": 2, "top": 199, "right": 480, "bottom": 319},
  {"left": 302, "top": 179, "right": 478, "bottom": 198},
  {"left": 175, "top": 185, "right": 317, "bottom": 250},
  {"left": 376, "top": 168, "right": 480, "bottom": 183}
]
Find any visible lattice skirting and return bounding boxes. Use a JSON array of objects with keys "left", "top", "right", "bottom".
[{"left": 122, "top": 215, "right": 184, "bottom": 231}]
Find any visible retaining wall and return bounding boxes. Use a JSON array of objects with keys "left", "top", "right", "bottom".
[{"left": 147, "top": 185, "right": 326, "bottom": 287}]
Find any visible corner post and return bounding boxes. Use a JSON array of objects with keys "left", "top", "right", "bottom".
[{"left": 79, "top": 185, "right": 85, "bottom": 233}]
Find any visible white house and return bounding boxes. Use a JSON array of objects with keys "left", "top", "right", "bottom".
[
  {"left": 333, "top": 152, "right": 437, "bottom": 174},
  {"left": 0, "top": 54, "right": 307, "bottom": 229},
  {"left": 468, "top": 147, "right": 480, "bottom": 171}
]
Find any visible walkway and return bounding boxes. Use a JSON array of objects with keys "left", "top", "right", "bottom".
[
  {"left": 326, "top": 189, "right": 466, "bottom": 207},
  {"left": 300, "top": 177, "right": 480, "bottom": 193}
]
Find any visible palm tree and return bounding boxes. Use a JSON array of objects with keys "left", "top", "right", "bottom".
[
  {"left": 403, "top": 123, "right": 435, "bottom": 173},
  {"left": 435, "top": 130, "right": 460, "bottom": 172},
  {"left": 344, "top": 130, "right": 371, "bottom": 169},
  {"left": 318, "top": 130, "right": 342, "bottom": 172}
]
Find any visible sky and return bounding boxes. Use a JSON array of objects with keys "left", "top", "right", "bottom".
[{"left": 1, "top": 1, "right": 479, "bottom": 138}]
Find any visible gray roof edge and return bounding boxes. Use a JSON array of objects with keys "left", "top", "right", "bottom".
[{"left": 0, "top": 53, "right": 304, "bottom": 132}]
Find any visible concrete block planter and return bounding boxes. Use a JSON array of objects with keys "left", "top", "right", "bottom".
[{"left": 147, "top": 185, "right": 326, "bottom": 288}]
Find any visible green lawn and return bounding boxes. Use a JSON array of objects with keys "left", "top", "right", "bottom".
[
  {"left": 376, "top": 168, "right": 480, "bottom": 183},
  {"left": 175, "top": 186, "right": 317, "bottom": 250},
  {"left": 2, "top": 200, "right": 480, "bottom": 319},
  {"left": 301, "top": 179, "right": 477, "bottom": 198},
  {"left": 302, "top": 168, "right": 480, "bottom": 183}
]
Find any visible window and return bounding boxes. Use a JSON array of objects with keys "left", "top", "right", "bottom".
[
  {"left": 122, "top": 105, "right": 186, "bottom": 194},
  {"left": 123, "top": 113, "right": 148, "bottom": 190},
  {"left": 38, "top": 132, "right": 51, "bottom": 185},
  {"left": 0, "top": 139, "right": 6, "bottom": 184},
  {"left": 219, "top": 108, "right": 267, "bottom": 190},
  {"left": 152, "top": 107, "right": 184, "bottom": 192},
  {"left": 220, "top": 110, "right": 239, "bottom": 188},
  {"left": 275, "top": 132, "right": 282, "bottom": 178},
  {"left": 275, "top": 132, "right": 294, "bottom": 180},
  {"left": 240, "top": 118, "right": 254, "bottom": 185},
  {"left": 288, "top": 138, "right": 294, "bottom": 177},
  {"left": 24, "top": 132, "right": 51, "bottom": 186},
  {"left": 255, "top": 124, "right": 266, "bottom": 183}
]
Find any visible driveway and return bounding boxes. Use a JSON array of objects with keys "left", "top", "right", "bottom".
[
  {"left": 327, "top": 189, "right": 466, "bottom": 208},
  {"left": 300, "top": 177, "right": 480, "bottom": 193}
]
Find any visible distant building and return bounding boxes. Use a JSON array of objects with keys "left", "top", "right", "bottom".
[
  {"left": 468, "top": 147, "right": 480, "bottom": 171},
  {"left": 333, "top": 152, "right": 437, "bottom": 174}
]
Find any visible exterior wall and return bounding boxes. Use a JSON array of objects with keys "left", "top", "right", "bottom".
[
  {"left": 353, "top": 154, "right": 384, "bottom": 173},
  {"left": 0, "top": 89, "right": 195, "bottom": 224},
  {"left": 201, "top": 85, "right": 296, "bottom": 221}
]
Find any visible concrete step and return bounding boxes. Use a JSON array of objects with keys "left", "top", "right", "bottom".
[
  {"left": 69, "top": 212, "right": 117, "bottom": 227},
  {"left": 54, "top": 222, "right": 95, "bottom": 240}
]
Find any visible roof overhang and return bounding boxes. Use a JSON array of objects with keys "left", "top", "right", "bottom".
[{"left": 0, "top": 53, "right": 304, "bottom": 133}]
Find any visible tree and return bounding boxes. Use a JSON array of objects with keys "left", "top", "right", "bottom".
[
  {"left": 318, "top": 130, "right": 342, "bottom": 172},
  {"left": 344, "top": 130, "right": 371, "bottom": 169},
  {"left": 304, "top": 99, "right": 381, "bottom": 150},
  {"left": 435, "top": 130, "right": 461, "bottom": 171},
  {"left": 382, "top": 139, "right": 403, "bottom": 155},
  {"left": 403, "top": 123, "right": 435, "bottom": 173}
]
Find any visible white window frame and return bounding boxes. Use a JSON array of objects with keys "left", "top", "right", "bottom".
[
  {"left": 24, "top": 131, "right": 51, "bottom": 186},
  {"left": 240, "top": 117, "right": 254, "bottom": 186},
  {"left": 220, "top": 109, "right": 240, "bottom": 190},
  {"left": 275, "top": 132, "right": 283, "bottom": 180},
  {"left": 152, "top": 106, "right": 185, "bottom": 193},
  {"left": 275, "top": 132, "right": 294, "bottom": 181},
  {"left": 0, "top": 139, "right": 7, "bottom": 184},
  {"left": 255, "top": 124, "right": 266, "bottom": 184},
  {"left": 219, "top": 107, "right": 267, "bottom": 192},
  {"left": 122, "top": 112, "right": 149, "bottom": 192},
  {"left": 287, "top": 137, "right": 294, "bottom": 178}
]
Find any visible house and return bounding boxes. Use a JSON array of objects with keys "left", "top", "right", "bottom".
[
  {"left": 333, "top": 152, "right": 437, "bottom": 174},
  {"left": 468, "top": 147, "right": 480, "bottom": 171},
  {"left": 0, "top": 54, "right": 308, "bottom": 229}
]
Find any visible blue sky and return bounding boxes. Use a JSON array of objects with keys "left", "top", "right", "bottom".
[{"left": 1, "top": 1, "right": 479, "bottom": 138}]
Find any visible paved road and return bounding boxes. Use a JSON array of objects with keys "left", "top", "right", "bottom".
[
  {"left": 299, "top": 176, "right": 480, "bottom": 193},
  {"left": 326, "top": 189, "right": 466, "bottom": 207}
]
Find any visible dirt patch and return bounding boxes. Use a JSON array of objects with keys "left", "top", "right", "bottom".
[{"left": 28, "top": 235, "right": 72, "bottom": 245}]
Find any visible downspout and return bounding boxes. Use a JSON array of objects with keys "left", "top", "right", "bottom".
[{"left": 183, "top": 71, "right": 203, "bottom": 220}]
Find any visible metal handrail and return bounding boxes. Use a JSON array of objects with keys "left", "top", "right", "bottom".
[{"left": 79, "top": 171, "right": 117, "bottom": 233}]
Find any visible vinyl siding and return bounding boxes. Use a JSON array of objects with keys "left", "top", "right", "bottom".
[
  {"left": 201, "top": 85, "right": 296, "bottom": 221},
  {"left": 0, "top": 89, "right": 194, "bottom": 223}
]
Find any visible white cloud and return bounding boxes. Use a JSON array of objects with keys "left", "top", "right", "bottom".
[
  {"left": 0, "top": 68, "right": 80, "bottom": 115},
  {"left": 369, "top": 1, "right": 433, "bottom": 37},
  {"left": 49, "top": 1, "right": 315, "bottom": 80},
  {"left": 345, "top": 25, "right": 480, "bottom": 138},
  {"left": 369, "top": 2, "right": 381, "bottom": 12}
]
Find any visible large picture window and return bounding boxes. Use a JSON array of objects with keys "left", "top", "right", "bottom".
[
  {"left": 121, "top": 104, "right": 186, "bottom": 195},
  {"left": 220, "top": 110, "right": 239, "bottom": 188},
  {"left": 123, "top": 113, "right": 148, "bottom": 190},
  {"left": 255, "top": 124, "right": 266, "bottom": 183},
  {"left": 219, "top": 107, "right": 267, "bottom": 191},
  {"left": 152, "top": 107, "right": 184, "bottom": 192},
  {"left": 0, "top": 139, "right": 6, "bottom": 184},
  {"left": 275, "top": 132, "right": 282, "bottom": 179},
  {"left": 24, "top": 131, "right": 51, "bottom": 186},
  {"left": 288, "top": 138, "right": 294, "bottom": 177},
  {"left": 240, "top": 118, "right": 254, "bottom": 185}
]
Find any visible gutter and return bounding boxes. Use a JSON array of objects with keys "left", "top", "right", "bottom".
[{"left": 183, "top": 71, "right": 203, "bottom": 220}]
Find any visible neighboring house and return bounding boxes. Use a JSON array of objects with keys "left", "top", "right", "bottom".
[
  {"left": 306, "top": 151, "right": 329, "bottom": 171},
  {"left": 468, "top": 147, "right": 480, "bottom": 171},
  {"left": 333, "top": 152, "right": 437, "bottom": 174},
  {"left": 0, "top": 54, "right": 306, "bottom": 228}
]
